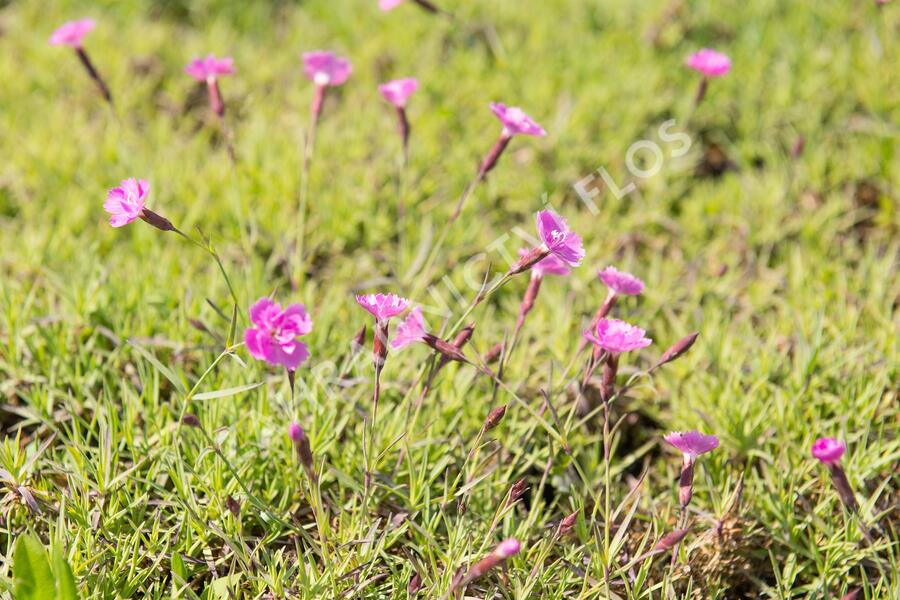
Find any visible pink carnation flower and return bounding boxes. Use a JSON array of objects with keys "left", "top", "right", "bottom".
[
  {"left": 664, "top": 430, "right": 720, "bottom": 460},
  {"left": 303, "top": 51, "right": 352, "bottom": 87},
  {"left": 494, "top": 538, "right": 521, "bottom": 559},
  {"left": 599, "top": 266, "right": 645, "bottom": 296},
  {"left": 379, "top": 77, "right": 419, "bottom": 108},
  {"left": 583, "top": 318, "right": 652, "bottom": 354},
  {"left": 811, "top": 437, "right": 846, "bottom": 464},
  {"left": 490, "top": 102, "right": 547, "bottom": 137},
  {"left": 104, "top": 178, "right": 149, "bottom": 227},
  {"left": 519, "top": 248, "right": 571, "bottom": 277},
  {"left": 379, "top": 0, "right": 406, "bottom": 11},
  {"left": 536, "top": 210, "right": 585, "bottom": 267},
  {"left": 355, "top": 293, "right": 409, "bottom": 321},
  {"left": 391, "top": 306, "right": 427, "bottom": 349},
  {"left": 244, "top": 298, "right": 313, "bottom": 371},
  {"left": 49, "top": 19, "right": 95, "bottom": 48},
  {"left": 686, "top": 49, "right": 731, "bottom": 78},
  {"left": 185, "top": 54, "right": 235, "bottom": 82}
]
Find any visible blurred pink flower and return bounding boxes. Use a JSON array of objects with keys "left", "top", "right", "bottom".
[
  {"left": 536, "top": 210, "right": 585, "bottom": 266},
  {"left": 303, "top": 51, "right": 352, "bottom": 87},
  {"left": 379, "top": 77, "right": 419, "bottom": 108},
  {"left": 519, "top": 248, "right": 571, "bottom": 277},
  {"left": 391, "top": 306, "right": 427, "bottom": 349},
  {"left": 104, "top": 178, "right": 149, "bottom": 227},
  {"left": 494, "top": 538, "right": 521, "bottom": 558},
  {"left": 599, "top": 266, "right": 644, "bottom": 296},
  {"left": 686, "top": 49, "right": 731, "bottom": 77},
  {"left": 664, "top": 430, "right": 720, "bottom": 460},
  {"left": 185, "top": 54, "right": 235, "bottom": 82},
  {"left": 49, "top": 19, "right": 95, "bottom": 48},
  {"left": 288, "top": 422, "right": 304, "bottom": 443},
  {"left": 244, "top": 298, "right": 313, "bottom": 371},
  {"left": 379, "top": 0, "right": 406, "bottom": 11},
  {"left": 584, "top": 318, "right": 652, "bottom": 354},
  {"left": 356, "top": 293, "right": 409, "bottom": 321},
  {"left": 812, "top": 437, "right": 846, "bottom": 464},
  {"left": 490, "top": 102, "right": 547, "bottom": 137}
]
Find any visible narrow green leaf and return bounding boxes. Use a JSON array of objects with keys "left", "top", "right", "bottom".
[
  {"left": 14, "top": 534, "right": 55, "bottom": 600},
  {"left": 128, "top": 341, "right": 187, "bottom": 394},
  {"left": 226, "top": 303, "right": 238, "bottom": 349},
  {"left": 192, "top": 382, "right": 264, "bottom": 401}
]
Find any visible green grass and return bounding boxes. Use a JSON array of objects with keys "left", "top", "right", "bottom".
[{"left": 1, "top": 0, "right": 898, "bottom": 597}]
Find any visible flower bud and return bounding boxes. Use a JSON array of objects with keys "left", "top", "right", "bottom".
[
  {"left": 653, "top": 332, "right": 700, "bottom": 370},
  {"left": 483, "top": 405, "right": 507, "bottom": 432}
]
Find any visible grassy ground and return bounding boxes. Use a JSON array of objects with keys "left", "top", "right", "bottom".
[{"left": 1, "top": 0, "right": 898, "bottom": 597}]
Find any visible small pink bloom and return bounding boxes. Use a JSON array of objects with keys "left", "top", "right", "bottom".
[
  {"left": 812, "top": 437, "right": 846, "bottom": 464},
  {"left": 103, "top": 178, "right": 149, "bottom": 227},
  {"left": 355, "top": 293, "right": 409, "bottom": 321},
  {"left": 288, "top": 422, "right": 303, "bottom": 443},
  {"left": 686, "top": 49, "right": 731, "bottom": 78},
  {"left": 49, "top": 19, "right": 95, "bottom": 48},
  {"left": 490, "top": 102, "right": 547, "bottom": 137},
  {"left": 185, "top": 54, "right": 235, "bottom": 82},
  {"left": 494, "top": 538, "right": 521, "bottom": 559},
  {"left": 379, "top": 77, "right": 419, "bottom": 108},
  {"left": 519, "top": 248, "right": 571, "bottom": 277},
  {"left": 303, "top": 51, "right": 352, "bottom": 87},
  {"left": 535, "top": 210, "right": 585, "bottom": 267},
  {"left": 379, "top": 0, "right": 406, "bottom": 11},
  {"left": 391, "top": 306, "right": 427, "bottom": 349},
  {"left": 599, "top": 266, "right": 644, "bottom": 296},
  {"left": 584, "top": 318, "right": 652, "bottom": 354},
  {"left": 664, "top": 430, "right": 720, "bottom": 460},
  {"left": 244, "top": 298, "right": 313, "bottom": 371}
]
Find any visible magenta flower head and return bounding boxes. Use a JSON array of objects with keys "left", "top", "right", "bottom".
[
  {"left": 584, "top": 318, "right": 652, "bottom": 355},
  {"left": 812, "top": 437, "right": 846, "bottom": 465},
  {"left": 490, "top": 102, "right": 547, "bottom": 138},
  {"left": 288, "top": 422, "right": 304, "bottom": 443},
  {"left": 355, "top": 293, "right": 409, "bottom": 322},
  {"left": 521, "top": 249, "right": 571, "bottom": 278},
  {"left": 686, "top": 49, "right": 731, "bottom": 78},
  {"left": 379, "top": 0, "right": 405, "bottom": 9},
  {"left": 599, "top": 266, "right": 645, "bottom": 296},
  {"left": 664, "top": 430, "right": 720, "bottom": 461},
  {"left": 104, "top": 178, "right": 149, "bottom": 227},
  {"left": 379, "top": 77, "right": 419, "bottom": 108},
  {"left": 49, "top": 19, "right": 95, "bottom": 48},
  {"left": 244, "top": 298, "right": 313, "bottom": 371},
  {"left": 185, "top": 54, "right": 235, "bottom": 82},
  {"left": 536, "top": 210, "right": 585, "bottom": 267},
  {"left": 303, "top": 51, "right": 352, "bottom": 87},
  {"left": 391, "top": 306, "right": 427, "bottom": 349},
  {"left": 494, "top": 538, "right": 521, "bottom": 559}
]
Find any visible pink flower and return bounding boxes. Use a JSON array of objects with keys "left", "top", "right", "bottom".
[
  {"left": 49, "top": 19, "right": 95, "bottom": 48},
  {"left": 379, "top": 77, "right": 419, "bottom": 108},
  {"left": 303, "top": 51, "right": 352, "bottom": 87},
  {"left": 686, "top": 49, "right": 731, "bottom": 78},
  {"left": 185, "top": 54, "right": 235, "bottom": 82},
  {"left": 490, "top": 102, "right": 547, "bottom": 137},
  {"left": 664, "top": 430, "right": 720, "bottom": 460},
  {"left": 244, "top": 298, "right": 313, "bottom": 371},
  {"left": 391, "top": 306, "right": 427, "bottom": 349},
  {"left": 104, "top": 178, "right": 149, "bottom": 227},
  {"left": 379, "top": 0, "right": 406, "bottom": 11},
  {"left": 288, "top": 422, "right": 304, "bottom": 443},
  {"left": 536, "top": 210, "right": 585, "bottom": 266},
  {"left": 355, "top": 293, "right": 409, "bottom": 321},
  {"left": 519, "top": 248, "right": 571, "bottom": 277},
  {"left": 494, "top": 538, "right": 521, "bottom": 559},
  {"left": 599, "top": 266, "right": 644, "bottom": 296},
  {"left": 812, "top": 438, "right": 846, "bottom": 464},
  {"left": 584, "top": 318, "right": 652, "bottom": 354}
]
